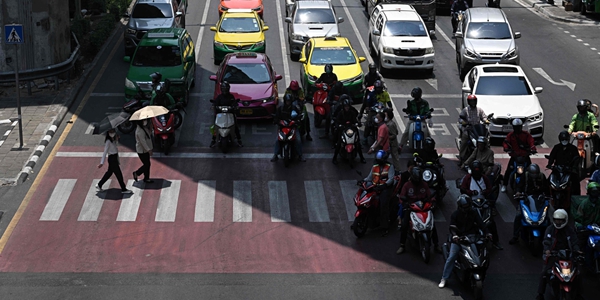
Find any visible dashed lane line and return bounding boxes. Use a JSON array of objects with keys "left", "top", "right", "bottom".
[
  {"left": 276, "top": 0, "right": 291, "bottom": 86},
  {"left": 194, "top": 0, "right": 211, "bottom": 61}
]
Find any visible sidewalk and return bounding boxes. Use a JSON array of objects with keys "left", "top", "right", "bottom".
[{"left": 520, "top": 0, "right": 600, "bottom": 24}]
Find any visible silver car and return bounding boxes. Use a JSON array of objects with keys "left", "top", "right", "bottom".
[
  {"left": 285, "top": 1, "right": 343, "bottom": 61},
  {"left": 123, "top": 0, "right": 186, "bottom": 56},
  {"left": 455, "top": 8, "right": 520, "bottom": 79}
]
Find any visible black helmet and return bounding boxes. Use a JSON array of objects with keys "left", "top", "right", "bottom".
[
  {"left": 528, "top": 164, "right": 541, "bottom": 180},
  {"left": 457, "top": 194, "right": 472, "bottom": 213},
  {"left": 220, "top": 81, "right": 231, "bottom": 94},
  {"left": 374, "top": 80, "right": 384, "bottom": 93},
  {"left": 587, "top": 182, "right": 600, "bottom": 203},
  {"left": 325, "top": 64, "right": 333, "bottom": 74},
  {"left": 512, "top": 118, "right": 523, "bottom": 132},
  {"left": 411, "top": 87, "right": 422, "bottom": 100},
  {"left": 470, "top": 160, "right": 483, "bottom": 178},
  {"left": 410, "top": 167, "right": 423, "bottom": 185},
  {"left": 150, "top": 72, "right": 162, "bottom": 82},
  {"left": 424, "top": 137, "right": 435, "bottom": 151},
  {"left": 340, "top": 94, "right": 352, "bottom": 107},
  {"left": 283, "top": 93, "right": 294, "bottom": 104},
  {"left": 368, "top": 63, "right": 377, "bottom": 74},
  {"left": 577, "top": 99, "right": 589, "bottom": 114},
  {"left": 559, "top": 131, "right": 570, "bottom": 143},
  {"left": 334, "top": 81, "right": 344, "bottom": 90}
]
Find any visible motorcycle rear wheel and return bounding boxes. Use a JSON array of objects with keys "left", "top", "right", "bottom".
[
  {"left": 118, "top": 121, "right": 136, "bottom": 134},
  {"left": 173, "top": 111, "right": 183, "bottom": 130},
  {"left": 352, "top": 215, "right": 368, "bottom": 238}
]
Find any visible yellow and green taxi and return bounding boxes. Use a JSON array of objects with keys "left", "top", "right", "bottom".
[
  {"left": 299, "top": 36, "right": 366, "bottom": 102},
  {"left": 211, "top": 9, "right": 268, "bottom": 65}
]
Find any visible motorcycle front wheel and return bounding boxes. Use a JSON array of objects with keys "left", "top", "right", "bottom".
[
  {"left": 118, "top": 120, "right": 136, "bottom": 134},
  {"left": 220, "top": 136, "right": 228, "bottom": 154},
  {"left": 161, "top": 139, "right": 170, "bottom": 155},
  {"left": 283, "top": 144, "right": 291, "bottom": 168},
  {"left": 471, "top": 277, "right": 483, "bottom": 300},
  {"left": 173, "top": 111, "right": 183, "bottom": 130},
  {"left": 531, "top": 236, "right": 542, "bottom": 257},
  {"left": 420, "top": 237, "right": 431, "bottom": 264},
  {"left": 314, "top": 113, "right": 323, "bottom": 128},
  {"left": 352, "top": 215, "right": 368, "bottom": 238}
]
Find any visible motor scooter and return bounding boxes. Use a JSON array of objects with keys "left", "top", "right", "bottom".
[
  {"left": 566, "top": 123, "right": 599, "bottom": 179},
  {"left": 415, "top": 154, "right": 447, "bottom": 203},
  {"left": 405, "top": 200, "right": 435, "bottom": 263},
  {"left": 312, "top": 83, "right": 329, "bottom": 128},
  {"left": 583, "top": 224, "right": 600, "bottom": 274},
  {"left": 211, "top": 102, "right": 237, "bottom": 154},
  {"left": 485, "top": 0, "right": 501, "bottom": 8},
  {"left": 442, "top": 225, "right": 490, "bottom": 300},
  {"left": 152, "top": 112, "right": 176, "bottom": 155},
  {"left": 455, "top": 113, "right": 494, "bottom": 162},
  {"left": 546, "top": 250, "right": 584, "bottom": 300},
  {"left": 514, "top": 192, "right": 549, "bottom": 256},
  {"left": 508, "top": 155, "right": 531, "bottom": 193},
  {"left": 277, "top": 118, "right": 299, "bottom": 168},
  {"left": 403, "top": 108, "right": 434, "bottom": 150},
  {"left": 452, "top": 10, "right": 465, "bottom": 34},
  {"left": 546, "top": 156, "right": 577, "bottom": 210},
  {"left": 336, "top": 121, "right": 361, "bottom": 168},
  {"left": 351, "top": 180, "right": 381, "bottom": 238}
]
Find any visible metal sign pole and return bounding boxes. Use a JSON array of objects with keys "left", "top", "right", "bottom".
[{"left": 14, "top": 44, "right": 23, "bottom": 149}]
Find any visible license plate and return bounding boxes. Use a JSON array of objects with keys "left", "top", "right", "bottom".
[
  {"left": 404, "top": 59, "right": 416, "bottom": 65},
  {"left": 239, "top": 108, "right": 252, "bottom": 115},
  {"left": 502, "top": 125, "right": 512, "bottom": 131}
]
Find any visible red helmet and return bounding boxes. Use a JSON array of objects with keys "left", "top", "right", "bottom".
[
  {"left": 289, "top": 80, "right": 300, "bottom": 91},
  {"left": 467, "top": 94, "right": 477, "bottom": 107}
]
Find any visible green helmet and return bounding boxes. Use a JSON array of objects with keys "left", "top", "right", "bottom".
[
  {"left": 587, "top": 181, "right": 600, "bottom": 191},
  {"left": 587, "top": 182, "right": 600, "bottom": 198}
]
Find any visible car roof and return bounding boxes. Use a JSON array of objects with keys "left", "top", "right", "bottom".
[
  {"left": 224, "top": 52, "right": 267, "bottom": 64},
  {"left": 296, "top": 1, "right": 332, "bottom": 9},
  {"left": 140, "top": 28, "right": 185, "bottom": 46},
  {"left": 474, "top": 64, "right": 525, "bottom": 76},
  {"left": 467, "top": 8, "right": 507, "bottom": 23},
  {"left": 311, "top": 36, "right": 350, "bottom": 47}
]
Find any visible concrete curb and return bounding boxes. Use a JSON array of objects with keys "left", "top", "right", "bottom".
[
  {"left": 15, "top": 22, "right": 124, "bottom": 184},
  {"left": 527, "top": 1, "right": 599, "bottom": 24}
]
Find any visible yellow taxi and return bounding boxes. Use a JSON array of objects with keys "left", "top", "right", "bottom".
[
  {"left": 299, "top": 36, "right": 366, "bottom": 101},
  {"left": 210, "top": 9, "right": 268, "bottom": 65}
]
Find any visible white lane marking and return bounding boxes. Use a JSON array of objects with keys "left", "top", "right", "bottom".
[
  {"left": 304, "top": 180, "right": 330, "bottom": 222},
  {"left": 233, "top": 181, "right": 252, "bottom": 222},
  {"left": 268, "top": 181, "right": 291, "bottom": 222},
  {"left": 592, "top": 48, "right": 597, "bottom": 51},
  {"left": 194, "top": 0, "right": 212, "bottom": 60},
  {"left": 577, "top": 39, "right": 583, "bottom": 42},
  {"left": 3, "top": 130, "right": 10, "bottom": 137},
  {"left": 431, "top": 108, "right": 449, "bottom": 116},
  {"left": 276, "top": 0, "right": 290, "bottom": 86},
  {"left": 0, "top": 119, "right": 11, "bottom": 124},
  {"left": 532, "top": 67, "right": 576, "bottom": 91},
  {"left": 564, "top": 31, "right": 570, "bottom": 33},
  {"left": 425, "top": 78, "right": 438, "bottom": 90},
  {"left": 117, "top": 180, "right": 143, "bottom": 222},
  {"left": 78, "top": 179, "right": 108, "bottom": 221},
  {"left": 339, "top": 180, "right": 358, "bottom": 222},
  {"left": 195, "top": 180, "right": 216, "bottom": 222},
  {"left": 571, "top": 35, "right": 577, "bottom": 38},
  {"left": 155, "top": 180, "right": 181, "bottom": 222},
  {"left": 85, "top": 124, "right": 95, "bottom": 135},
  {"left": 584, "top": 43, "right": 590, "bottom": 46},
  {"left": 435, "top": 23, "right": 456, "bottom": 51},
  {"left": 40, "top": 179, "right": 76, "bottom": 221}
]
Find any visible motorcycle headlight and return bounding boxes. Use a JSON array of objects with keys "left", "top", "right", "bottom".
[
  {"left": 254, "top": 41, "right": 265, "bottom": 48},
  {"left": 125, "top": 78, "right": 136, "bottom": 89},
  {"left": 522, "top": 208, "right": 535, "bottom": 225},
  {"left": 126, "top": 28, "right": 136, "bottom": 34},
  {"left": 539, "top": 206, "right": 548, "bottom": 223},
  {"left": 517, "top": 166, "right": 524, "bottom": 174},
  {"left": 527, "top": 112, "right": 543, "bottom": 122},
  {"left": 560, "top": 267, "right": 573, "bottom": 282},
  {"left": 423, "top": 170, "right": 433, "bottom": 182},
  {"left": 383, "top": 46, "right": 394, "bottom": 54},
  {"left": 214, "top": 41, "right": 224, "bottom": 48},
  {"left": 425, "top": 47, "right": 435, "bottom": 54},
  {"left": 591, "top": 224, "right": 600, "bottom": 234},
  {"left": 157, "top": 127, "right": 164, "bottom": 132},
  {"left": 166, "top": 127, "right": 172, "bottom": 131},
  {"left": 589, "top": 236, "right": 597, "bottom": 248},
  {"left": 503, "top": 48, "right": 517, "bottom": 59},
  {"left": 465, "top": 48, "right": 479, "bottom": 59}
]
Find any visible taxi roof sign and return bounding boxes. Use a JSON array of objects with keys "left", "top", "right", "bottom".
[
  {"left": 147, "top": 32, "right": 175, "bottom": 38},
  {"left": 324, "top": 35, "right": 337, "bottom": 41},
  {"left": 235, "top": 52, "right": 258, "bottom": 58},
  {"left": 226, "top": 9, "right": 253, "bottom": 13}
]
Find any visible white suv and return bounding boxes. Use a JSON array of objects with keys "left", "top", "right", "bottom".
[{"left": 368, "top": 4, "right": 434, "bottom": 75}]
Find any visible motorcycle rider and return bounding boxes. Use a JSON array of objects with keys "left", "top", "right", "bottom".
[
  {"left": 574, "top": 182, "right": 600, "bottom": 268},
  {"left": 399, "top": 87, "right": 432, "bottom": 152},
  {"left": 149, "top": 83, "right": 176, "bottom": 110},
  {"left": 568, "top": 99, "right": 600, "bottom": 155},
  {"left": 450, "top": 0, "right": 469, "bottom": 34},
  {"left": 501, "top": 119, "right": 537, "bottom": 193},
  {"left": 363, "top": 63, "right": 385, "bottom": 90},
  {"left": 363, "top": 150, "right": 395, "bottom": 236},
  {"left": 459, "top": 160, "right": 503, "bottom": 250},
  {"left": 210, "top": 81, "right": 242, "bottom": 148},
  {"left": 332, "top": 97, "right": 366, "bottom": 165},
  {"left": 359, "top": 80, "right": 391, "bottom": 146},
  {"left": 536, "top": 209, "right": 582, "bottom": 300},
  {"left": 547, "top": 131, "right": 580, "bottom": 195},
  {"left": 150, "top": 72, "right": 162, "bottom": 91},
  {"left": 271, "top": 94, "right": 305, "bottom": 162},
  {"left": 328, "top": 82, "right": 350, "bottom": 126},
  {"left": 458, "top": 95, "right": 489, "bottom": 165},
  {"left": 439, "top": 194, "right": 491, "bottom": 288},
  {"left": 397, "top": 167, "right": 441, "bottom": 254},
  {"left": 315, "top": 63, "right": 338, "bottom": 87},
  {"left": 284, "top": 80, "right": 312, "bottom": 141},
  {"left": 590, "top": 156, "right": 600, "bottom": 184},
  {"left": 462, "top": 136, "right": 495, "bottom": 177}
]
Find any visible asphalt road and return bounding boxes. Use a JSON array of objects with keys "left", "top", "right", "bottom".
[{"left": 1, "top": 0, "right": 600, "bottom": 299}]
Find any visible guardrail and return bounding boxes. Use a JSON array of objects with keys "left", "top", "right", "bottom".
[{"left": 0, "top": 32, "right": 81, "bottom": 94}]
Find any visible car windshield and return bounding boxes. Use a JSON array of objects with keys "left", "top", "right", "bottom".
[
  {"left": 131, "top": 3, "right": 173, "bottom": 18},
  {"left": 475, "top": 76, "right": 532, "bottom": 95},
  {"left": 294, "top": 8, "right": 336, "bottom": 24},
  {"left": 219, "top": 17, "right": 260, "bottom": 33},
  {"left": 466, "top": 22, "right": 512, "bottom": 39},
  {"left": 310, "top": 47, "right": 356, "bottom": 65},
  {"left": 222, "top": 63, "right": 271, "bottom": 84},
  {"left": 132, "top": 46, "right": 182, "bottom": 67},
  {"left": 383, "top": 21, "right": 427, "bottom": 37}
]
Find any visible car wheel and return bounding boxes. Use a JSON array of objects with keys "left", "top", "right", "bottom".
[
  {"left": 378, "top": 55, "right": 388, "bottom": 78},
  {"left": 213, "top": 55, "right": 220, "bottom": 65},
  {"left": 368, "top": 36, "right": 376, "bottom": 58}
]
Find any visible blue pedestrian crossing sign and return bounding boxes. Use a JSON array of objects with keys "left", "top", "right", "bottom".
[{"left": 5, "top": 24, "right": 24, "bottom": 44}]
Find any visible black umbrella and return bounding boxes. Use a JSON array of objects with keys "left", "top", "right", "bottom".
[{"left": 92, "top": 112, "right": 131, "bottom": 135}]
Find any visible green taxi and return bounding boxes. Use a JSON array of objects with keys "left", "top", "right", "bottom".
[{"left": 124, "top": 28, "right": 196, "bottom": 105}]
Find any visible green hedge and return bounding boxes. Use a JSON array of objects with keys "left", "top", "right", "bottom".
[
  {"left": 108, "top": 0, "right": 132, "bottom": 22},
  {"left": 85, "top": 13, "right": 116, "bottom": 56}
]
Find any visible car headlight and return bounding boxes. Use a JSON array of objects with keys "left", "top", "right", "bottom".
[
  {"left": 254, "top": 41, "right": 265, "bottom": 48},
  {"left": 125, "top": 78, "right": 136, "bottom": 89},
  {"left": 126, "top": 28, "right": 136, "bottom": 34},
  {"left": 527, "top": 112, "right": 543, "bottom": 122},
  {"left": 291, "top": 33, "right": 305, "bottom": 41},
  {"left": 382, "top": 46, "right": 394, "bottom": 54},
  {"left": 504, "top": 48, "right": 517, "bottom": 59},
  {"left": 465, "top": 48, "right": 478, "bottom": 59},
  {"left": 308, "top": 74, "right": 318, "bottom": 82},
  {"left": 262, "top": 96, "right": 275, "bottom": 103},
  {"left": 214, "top": 41, "right": 224, "bottom": 48},
  {"left": 425, "top": 47, "right": 434, "bottom": 54}
]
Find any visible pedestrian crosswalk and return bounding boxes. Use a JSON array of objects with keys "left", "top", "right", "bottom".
[{"left": 37, "top": 179, "right": 518, "bottom": 224}]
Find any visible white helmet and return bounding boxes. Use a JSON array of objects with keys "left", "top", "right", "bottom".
[
  {"left": 512, "top": 118, "right": 523, "bottom": 126},
  {"left": 552, "top": 209, "right": 568, "bottom": 229}
]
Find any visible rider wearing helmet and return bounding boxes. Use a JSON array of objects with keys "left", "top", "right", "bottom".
[
  {"left": 537, "top": 209, "right": 581, "bottom": 300},
  {"left": 399, "top": 87, "right": 432, "bottom": 152},
  {"left": 316, "top": 63, "right": 338, "bottom": 87},
  {"left": 414, "top": 137, "right": 441, "bottom": 165},
  {"left": 363, "top": 63, "right": 385, "bottom": 89},
  {"left": 547, "top": 131, "right": 581, "bottom": 195},
  {"left": 332, "top": 96, "right": 366, "bottom": 165},
  {"left": 501, "top": 118, "right": 536, "bottom": 193},
  {"left": 271, "top": 94, "right": 305, "bottom": 162},
  {"left": 210, "top": 81, "right": 242, "bottom": 147},
  {"left": 359, "top": 80, "right": 390, "bottom": 146},
  {"left": 150, "top": 72, "right": 163, "bottom": 91},
  {"left": 575, "top": 182, "right": 600, "bottom": 267},
  {"left": 284, "top": 80, "right": 312, "bottom": 141},
  {"left": 569, "top": 99, "right": 600, "bottom": 161},
  {"left": 149, "top": 82, "right": 176, "bottom": 110},
  {"left": 462, "top": 136, "right": 495, "bottom": 175},
  {"left": 458, "top": 94, "right": 489, "bottom": 164},
  {"left": 438, "top": 194, "right": 490, "bottom": 289},
  {"left": 396, "top": 166, "right": 441, "bottom": 254},
  {"left": 522, "top": 164, "right": 549, "bottom": 198},
  {"left": 450, "top": 0, "right": 469, "bottom": 33},
  {"left": 363, "top": 150, "right": 395, "bottom": 235}
]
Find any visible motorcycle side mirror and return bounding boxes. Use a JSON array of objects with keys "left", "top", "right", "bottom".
[
  {"left": 595, "top": 125, "right": 600, "bottom": 129},
  {"left": 429, "top": 108, "right": 434, "bottom": 112},
  {"left": 209, "top": 99, "right": 215, "bottom": 103},
  {"left": 563, "top": 125, "right": 569, "bottom": 129},
  {"left": 454, "top": 32, "right": 463, "bottom": 38},
  {"left": 544, "top": 155, "right": 550, "bottom": 159}
]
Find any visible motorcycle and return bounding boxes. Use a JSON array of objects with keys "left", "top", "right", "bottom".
[
  {"left": 515, "top": 193, "right": 549, "bottom": 256},
  {"left": 337, "top": 121, "right": 361, "bottom": 168},
  {"left": 118, "top": 97, "right": 146, "bottom": 134},
  {"left": 485, "top": 0, "right": 501, "bottom": 8},
  {"left": 405, "top": 200, "right": 436, "bottom": 263},
  {"left": 415, "top": 154, "right": 447, "bottom": 203},
  {"left": 566, "top": 123, "right": 599, "bottom": 179},
  {"left": 277, "top": 118, "right": 299, "bottom": 167},
  {"left": 351, "top": 180, "right": 382, "bottom": 238},
  {"left": 442, "top": 225, "right": 490, "bottom": 300},
  {"left": 455, "top": 113, "right": 494, "bottom": 162},
  {"left": 403, "top": 108, "right": 434, "bottom": 150},
  {"left": 508, "top": 155, "right": 531, "bottom": 193},
  {"left": 312, "top": 83, "right": 330, "bottom": 128},
  {"left": 211, "top": 100, "right": 237, "bottom": 154},
  {"left": 152, "top": 112, "right": 176, "bottom": 155},
  {"left": 452, "top": 10, "right": 465, "bottom": 34},
  {"left": 545, "top": 156, "right": 578, "bottom": 210},
  {"left": 546, "top": 250, "right": 583, "bottom": 300},
  {"left": 583, "top": 224, "right": 600, "bottom": 274}
]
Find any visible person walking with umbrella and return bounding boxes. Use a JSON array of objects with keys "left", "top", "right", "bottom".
[
  {"left": 97, "top": 129, "right": 132, "bottom": 194},
  {"left": 132, "top": 119, "right": 154, "bottom": 183}
]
